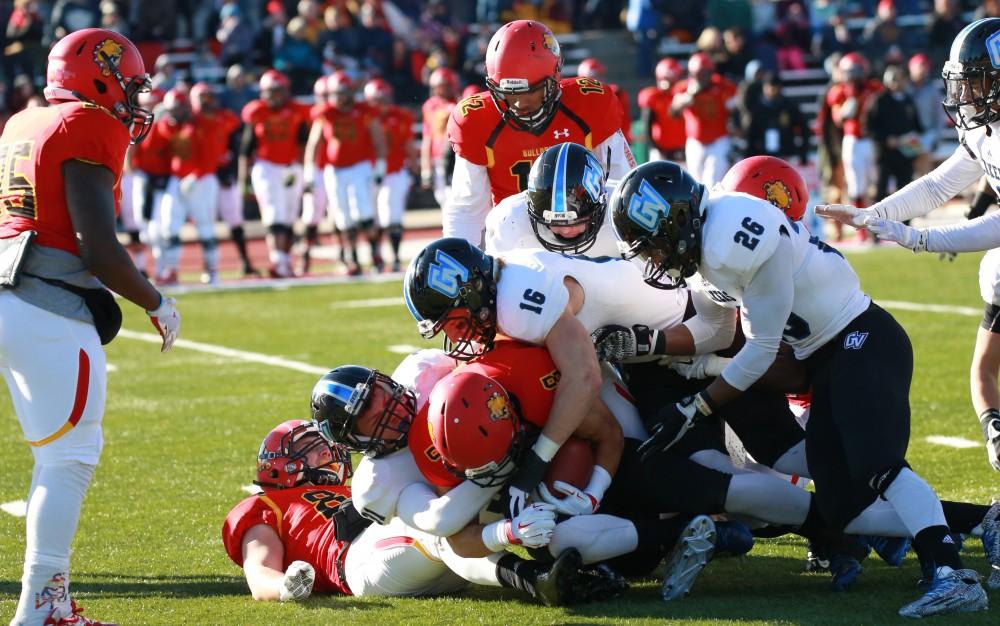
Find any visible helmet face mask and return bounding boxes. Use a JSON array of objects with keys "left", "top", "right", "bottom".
[
  {"left": 525, "top": 142, "right": 608, "bottom": 254},
  {"left": 610, "top": 161, "right": 705, "bottom": 290},
  {"left": 255, "top": 420, "right": 353, "bottom": 490},
  {"left": 942, "top": 18, "right": 1000, "bottom": 130}
]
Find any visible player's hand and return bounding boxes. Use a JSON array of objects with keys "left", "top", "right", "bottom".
[
  {"left": 591, "top": 324, "right": 661, "bottom": 363},
  {"left": 980, "top": 409, "right": 1000, "bottom": 472},
  {"left": 505, "top": 503, "right": 557, "bottom": 548},
  {"left": 637, "top": 395, "right": 703, "bottom": 461},
  {"left": 147, "top": 295, "right": 181, "bottom": 353},
  {"left": 669, "top": 354, "right": 731, "bottom": 380},
  {"left": 538, "top": 481, "right": 599, "bottom": 516},
  {"left": 278, "top": 560, "right": 315, "bottom": 602},
  {"left": 814, "top": 204, "right": 871, "bottom": 228},
  {"left": 863, "top": 217, "right": 928, "bottom": 252},
  {"left": 283, "top": 172, "right": 297, "bottom": 188},
  {"left": 374, "top": 158, "right": 387, "bottom": 185},
  {"left": 180, "top": 174, "right": 197, "bottom": 196}
]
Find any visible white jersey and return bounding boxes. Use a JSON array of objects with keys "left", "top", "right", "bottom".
[
  {"left": 695, "top": 191, "right": 870, "bottom": 389},
  {"left": 496, "top": 248, "right": 688, "bottom": 345},
  {"left": 484, "top": 183, "right": 622, "bottom": 258}
]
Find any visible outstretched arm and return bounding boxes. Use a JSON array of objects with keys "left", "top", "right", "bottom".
[{"left": 241, "top": 524, "right": 314, "bottom": 602}]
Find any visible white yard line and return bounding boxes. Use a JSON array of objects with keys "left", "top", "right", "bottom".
[
  {"left": 925, "top": 435, "right": 980, "bottom": 449},
  {"left": 1, "top": 500, "right": 27, "bottom": 517},
  {"left": 878, "top": 300, "right": 981, "bottom": 317},
  {"left": 387, "top": 344, "right": 422, "bottom": 354},
  {"left": 330, "top": 297, "right": 406, "bottom": 309}
]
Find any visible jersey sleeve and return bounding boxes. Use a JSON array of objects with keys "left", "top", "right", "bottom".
[
  {"left": 496, "top": 257, "right": 570, "bottom": 345},
  {"left": 442, "top": 155, "right": 493, "bottom": 244},
  {"left": 702, "top": 192, "right": 785, "bottom": 283},
  {"left": 560, "top": 77, "right": 623, "bottom": 145},
  {"left": 221, "top": 496, "right": 278, "bottom": 566},
  {"left": 446, "top": 94, "right": 492, "bottom": 166},
  {"left": 241, "top": 100, "right": 263, "bottom": 125},
  {"left": 484, "top": 192, "right": 534, "bottom": 255},
  {"left": 637, "top": 86, "right": 657, "bottom": 109},
  {"left": 58, "top": 104, "right": 130, "bottom": 175},
  {"left": 350, "top": 452, "right": 426, "bottom": 524},
  {"left": 390, "top": 349, "right": 458, "bottom": 410}
]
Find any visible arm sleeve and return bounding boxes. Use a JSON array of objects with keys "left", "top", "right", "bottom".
[
  {"left": 442, "top": 155, "right": 492, "bottom": 245},
  {"left": 396, "top": 480, "right": 502, "bottom": 537},
  {"left": 925, "top": 210, "right": 1000, "bottom": 253},
  {"left": 685, "top": 289, "right": 739, "bottom": 354},
  {"left": 595, "top": 130, "right": 635, "bottom": 181},
  {"left": 719, "top": 237, "right": 795, "bottom": 391},
  {"left": 870, "top": 146, "right": 983, "bottom": 222}
]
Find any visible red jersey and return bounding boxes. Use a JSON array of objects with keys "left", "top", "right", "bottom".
[
  {"left": 638, "top": 86, "right": 686, "bottom": 152},
  {"left": 315, "top": 102, "right": 379, "bottom": 168},
  {"left": 422, "top": 95, "right": 455, "bottom": 160},
  {"left": 241, "top": 99, "right": 311, "bottom": 165},
  {"left": 447, "top": 78, "right": 623, "bottom": 205},
  {"left": 609, "top": 83, "right": 633, "bottom": 144},
  {"left": 131, "top": 124, "right": 172, "bottom": 177},
  {"left": 826, "top": 80, "right": 883, "bottom": 138},
  {"left": 222, "top": 485, "right": 370, "bottom": 596},
  {"left": 410, "top": 339, "right": 559, "bottom": 487},
  {"left": 309, "top": 102, "right": 329, "bottom": 168},
  {"left": 0, "top": 102, "right": 129, "bottom": 255},
  {"left": 194, "top": 108, "right": 240, "bottom": 176},
  {"left": 157, "top": 116, "right": 213, "bottom": 178},
  {"left": 671, "top": 76, "right": 737, "bottom": 144},
  {"left": 376, "top": 104, "right": 414, "bottom": 174}
]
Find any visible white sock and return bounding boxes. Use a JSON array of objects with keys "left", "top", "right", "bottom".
[
  {"left": 844, "top": 497, "right": 910, "bottom": 536},
  {"left": 433, "top": 537, "right": 505, "bottom": 587},
  {"left": 881, "top": 468, "right": 948, "bottom": 537},
  {"left": 11, "top": 462, "right": 95, "bottom": 626},
  {"left": 548, "top": 514, "right": 638, "bottom": 564}
]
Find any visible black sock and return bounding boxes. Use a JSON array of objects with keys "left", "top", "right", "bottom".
[
  {"left": 305, "top": 224, "right": 319, "bottom": 245},
  {"left": 794, "top": 495, "right": 828, "bottom": 542},
  {"left": 495, "top": 553, "right": 539, "bottom": 595},
  {"left": 941, "top": 501, "right": 990, "bottom": 534},
  {"left": 389, "top": 228, "right": 403, "bottom": 258},
  {"left": 231, "top": 226, "right": 251, "bottom": 266},
  {"left": 914, "top": 525, "right": 963, "bottom": 571}
]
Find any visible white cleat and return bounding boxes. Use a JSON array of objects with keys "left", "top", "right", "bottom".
[
  {"left": 898, "top": 566, "right": 988, "bottom": 618},
  {"left": 661, "top": 515, "right": 716, "bottom": 601},
  {"left": 981, "top": 500, "right": 1000, "bottom": 589}
]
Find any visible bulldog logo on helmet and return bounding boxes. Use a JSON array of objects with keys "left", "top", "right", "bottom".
[
  {"left": 764, "top": 180, "right": 792, "bottom": 212},
  {"left": 486, "top": 391, "right": 512, "bottom": 422},
  {"left": 93, "top": 38, "right": 124, "bottom": 77},
  {"left": 542, "top": 33, "right": 560, "bottom": 56}
]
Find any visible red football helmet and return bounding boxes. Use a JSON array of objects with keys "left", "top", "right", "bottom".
[
  {"left": 485, "top": 20, "right": 563, "bottom": 132},
  {"left": 655, "top": 58, "right": 683, "bottom": 86},
  {"left": 576, "top": 57, "right": 605, "bottom": 80},
  {"left": 720, "top": 156, "right": 809, "bottom": 221},
  {"left": 426, "top": 371, "right": 526, "bottom": 487},
  {"left": 688, "top": 52, "right": 715, "bottom": 75},
  {"left": 326, "top": 71, "right": 353, "bottom": 94},
  {"left": 162, "top": 87, "right": 191, "bottom": 123},
  {"left": 363, "top": 78, "right": 393, "bottom": 104},
  {"left": 44, "top": 28, "right": 153, "bottom": 144},
  {"left": 429, "top": 67, "right": 459, "bottom": 99},
  {"left": 259, "top": 69, "right": 290, "bottom": 108},
  {"left": 255, "top": 419, "right": 353, "bottom": 490},
  {"left": 313, "top": 75, "right": 328, "bottom": 98},
  {"left": 908, "top": 52, "right": 931, "bottom": 76},
  {"left": 189, "top": 82, "right": 215, "bottom": 114},
  {"left": 838, "top": 52, "right": 869, "bottom": 81}
]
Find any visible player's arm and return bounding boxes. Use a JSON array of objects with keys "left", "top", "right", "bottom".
[
  {"left": 594, "top": 130, "right": 633, "bottom": 181},
  {"left": 237, "top": 124, "right": 256, "bottom": 193},
  {"left": 420, "top": 117, "right": 433, "bottom": 185},
  {"left": 240, "top": 523, "right": 288, "bottom": 600},
  {"left": 572, "top": 397, "right": 622, "bottom": 477},
  {"left": 64, "top": 159, "right": 160, "bottom": 311},
  {"left": 443, "top": 155, "right": 492, "bottom": 245},
  {"left": 663, "top": 289, "right": 738, "bottom": 356},
  {"left": 368, "top": 116, "right": 387, "bottom": 163},
  {"left": 396, "top": 479, "right": 503, "bottom": 537},
  {"left": 303, "top": 120, "right": 323, "bottom": 184}
]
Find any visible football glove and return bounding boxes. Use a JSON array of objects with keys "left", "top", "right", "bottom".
[
  {"left": 637, "top": 393, "right": 713, "bottom": 461},
  {"left": 483, "top": 503, "right": 556, "bottom": 551},
  {"left": 538, "top": 481, "right": 600, "bottom": 516},
  {"left": 863, "top": 217, "right": 928, "bottom": 252},
  {"left": 147, "top": 295, "right": 181, "bottom": 353},
  {"left": 278, "top": 560, "right": 316, "bottom": 602},
  {"left": 669, "top": 354, "right": 732, "bottom": 380},
  {"left": 815, "top": 204, "right": 872, "bottom": 228},
  {"left": 980, "top": 409, "right": 1000, "bottom": 472},
  {"left": 591, "top": 324, "right": 663, "bottom": 363}
]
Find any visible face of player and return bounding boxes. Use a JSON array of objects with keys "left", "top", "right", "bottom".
[
  {"left": 503, "top": 84, "right": 546, "bottom": 118},
  {"left": 440, "top": 307, "right": 477, "bottom": 344},
  {"left": 290, "top": 432, "right": 334, "bottom": 469},
  {"left": 354, "top": 379, "right": 409, "bottom": 441},
  {"left": 330, "top": 90, "right": 353, "bottom": 110},
  {"left": 550, "top": 223, "right": 587, "bottom": 239},
  {"left": 262, "top": 86, "right": 287, "bottom": 109}
]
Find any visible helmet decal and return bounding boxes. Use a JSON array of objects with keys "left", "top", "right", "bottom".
[
  {"left": 764, "top": 180, "right": 793, "bottom": 212},
  {"left": 542, "top": 33, "right": 560, "bottom": 56},
  {"left": 93, "top": 38, "right": 125, "bottom": 77},
  {"left": 581, "top": 153, "right": 604, "bottom": 203},
  {"left": 486, "top": 391, "right": 512, "bottom": 422},
  {"left": 313, "top": 379, "right": 362, "bottom": 414},
  {"left": 426, "top": 249, "right": 469, "bottom": 298},
  {"left": 988, "top": 30, "right": 1000, "bottom": 68},
  {"left": 626, "top": 178, "right": 669, "bottom": 233},
  {"left": 551, "top": 143, "right": 570, "bottom": 219}
]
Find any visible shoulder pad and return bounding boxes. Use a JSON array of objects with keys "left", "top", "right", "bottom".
[
  {"left": 446, "top": 93, "right": 497, "bottom": 165},
  {"left": 637, "top": 86, "right": 657, "bottom": 108},
  {"left": 559, "top": 77, "right": 622, "bottom": 144},
  {"left": 702, "top": 192, "right": 787, "bottom": 279},
  {"left": 391, "top": 348, "right": 457, "bottom": 408},
  {"left": 241, "top": 99, "right": 265, "bottom": 124}
]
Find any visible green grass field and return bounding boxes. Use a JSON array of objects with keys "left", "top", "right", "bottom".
[{"left": 2, "top": 247, "right": 999, "bottom": 625}]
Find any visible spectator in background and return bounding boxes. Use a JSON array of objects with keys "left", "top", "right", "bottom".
[
  {"left": 47, "top": 0, "right": 100, "bottom": 45},
  {"left": 744, "top": 72, "right": 809, "bottom": 164},
  {"left": 862, "top": 0, "right": 920, "bottom": 72},
  {"left": 359, "top": 3, "right": 397, "bottom": 75},
  {"left": 274, "top": 16, "right": 322, "bottom": 94},
  {"left": 706, "top": 0, "right": 752, "bottom": 32},
  {"left": 865, "top": 65, "right": 922, "bottom": 207},
  {"left": 975, "top": 0, "right": 1000, "bottom": 20},
  {"left": 735, "top": 58, "right": 764, "bottom": 135},
  {"left": 927, "top": 0, "right": 965, "bottom": 71},
  {"left": 717, "top": 27, "right": 755, "bottom": 82},
  {"left": 7, "top": 73, "right": 35, "bottom": 113},
  {"left": 771, "top": 1, "right": 810, "bottom": 71},
  {"left": 626, "top": 0, "right": 664, "bottom": 77},
  {"left": 221, "top": 64, "right": 256, "bottom": 115},
  {"left": 4, "top": 0, "right": 44, "bottom": 81},
  {"left": 812, "top": 7, "right": 852, "bottom": 60},
  {"left": 255, "top": 0, "right": 289, "bottom": 69},
  {"left": 217, "top": 2, "right": 256, "bottom": 67},
  {"left": 296, "top": 0, "right": 325, "bottom": 46},
  {"left": 695, "top": 26, "right": 727, "bottom": 70},
  {"left": 907, "top": 53, "right": 942, "bottom": 177},
  {"left": 129, "top": 0, "right": 177, "bottom": 44},
  {"left": 317, "top": 5, "right": 367, "bottom": 65},
  {"left": 99, "top": 0, "right": 128, "bottom": 36}
]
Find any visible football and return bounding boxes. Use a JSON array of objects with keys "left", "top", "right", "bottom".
[{"left": 543, "top": 436, "right": 595, "bottom": 491}]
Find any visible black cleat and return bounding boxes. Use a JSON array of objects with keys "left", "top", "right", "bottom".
[
  {"left": 574, "top": 563, "right": 629, "bottom": 602},
  {"left": 533, "top": 548, "right": 584, "bottom": 606}
]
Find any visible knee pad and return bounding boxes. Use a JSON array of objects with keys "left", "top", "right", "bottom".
[{"left": 867, "top": 462, "right": 910, "bottom": 497}]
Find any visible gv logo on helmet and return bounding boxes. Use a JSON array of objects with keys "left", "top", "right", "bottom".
[
  {"left": 426, "top": 250, "right": 469, "bottom": 298},
  {"left": 627, "top": 178, "right": 668, "bottom": 233},
  {"left": 987, "top": 30, "right": 1000, "bottom": 68},
  {"left": 764, "top": 180, "right": 792, "bottom": 211},
  {"left": 582, "top": 154, "right": 604, "bottom": 202},
  {"left": 93, "top": 38, "right": 124, "bottom": 77}
]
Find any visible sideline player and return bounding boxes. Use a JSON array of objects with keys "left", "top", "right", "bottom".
[
  {"left": 576, "top": 57, "right": 632, "bottom": 144},
  {"left": 364, "top": 78, "right": 414, "bottom": 273},
  {"left": 638, "top": 58, "right": 687, "bottom": 163},
  {"left": 300, "top": 76, "right": 334, "bottom": 276},
  {"left": 239, "top": 70, "right": 311, "bottom": 279},
  {"left": 421, "top": 68, "right": 459, "bottom": 210},
  {"left": 0, "top": 28, "right": 181, "bottom": 626},
  {"left": 444, "top": 20, "right": 634, "bottom": 245},
  {"left": 669, "top": 52, "right": 737, "bottom": 187},
  {"left": 130, "top": 88, "right": 171, "bottom": 282},
  {"left": 609, "top": 160, "right": 990, "bottom": 617}
]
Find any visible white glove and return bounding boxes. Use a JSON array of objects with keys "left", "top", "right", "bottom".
[
  {"left": 482, "top": 503, "right": 556, "bottom": 550},
  {"left": 839, "top": 97, "right": 858, "bottom": 120},
  {"left": 278, "top": 560, "right": 315, "bottom": 602},
  {"left": 863, "top": 217, "right": 928, "bottom": 252},
  {"left": 814, "top": 203, "right": 873, "bottom": 228},
  {"left": 980, "top": 409, "right": 1000, "bottom": 472},
  {"left": 374, "top": 158, "right": 387, "bottom": 184},
  {"left": 538, "top": 481, "right": 600, "bottom": 516},
  {"left": 669, "top": 354, "right": 732, "bottom": 380},
  {"left": 147, "top": 295, "right": 181, "bottom": 352}
]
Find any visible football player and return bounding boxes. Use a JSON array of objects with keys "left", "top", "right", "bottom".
[
  {"left": 444, "top": 20, "right": 634, "bottom": 245},
  {"left": 129, "top": 88, "right": 172, "bottom": 282},
  {"left": 609, "top": 160, "right": 991, "bottom": 617},
  {"left": 421, "top": 68, "right": 460, "bottom": 211},
  {"left": 239, "top": 70, "right": 311, "bottom": 279},
  {"left": 818, "top": 18, "right": 1000, "bottom": 479},
  {"left": 0, "top": 28, "right": 180, "bottom": 626},
  {"left": 576, "top": 57, "right": 632, "bottom": 144},
  {"left": 304, "top": 71, "right": 387, "bottom": 276},
  {"left": 364, "top": 78, "right": 415, "bottom": 273},
  {"left": 300, "top": 75, "right": 334, "bottom": 276},
  {"left": 637, "top": 58, "right": 687, "bottom": 163},
  {"left": 669, "top": 52, "right": 737, "bottom": 187}
]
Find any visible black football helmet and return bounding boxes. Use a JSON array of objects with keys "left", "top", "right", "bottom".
[
  {"left": 610, "top": 161, "right": 706, "bottom": 290},
  {"left": 310, "top": 365, "right": 415, "bottom": 457},
  {"left": 942, "top": 18, "right": 1000, "bottom": 130},
  {"left": 525, "top": 142, "right": 608, "bottom": 254},
  {"left": 403, "top": 238, "right": 498, "bottom": 360}
]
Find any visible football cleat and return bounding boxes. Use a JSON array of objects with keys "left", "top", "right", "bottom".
[
  {"left": 982, "top": 500, "right": 1000, "bottom": 589},
  {"left": 532, "top": 547, "right": 584, "bottom": 607},
  {"left": 898, "top": 567, "right": 988, "bottom": 618},
  {"left": 714, "top": 520, "right": 754, "bottom": 557},
  {"left": 43, "top": 600, "right": 117, "bottom": 626},
  {"left": 862, "top": 535, "right": 911, "bottom": 567},
  {"left": 829, "top": 554, "right": 863, "bottom": 592},
  {"left": 661, "top": 515, "right": 716, "bottom": 601},
  {"left": 805, "top": 542, "right": 831, "bottom": 573},
  {"left": 573, "top": 563, "right": 629, "bottom": 603}
]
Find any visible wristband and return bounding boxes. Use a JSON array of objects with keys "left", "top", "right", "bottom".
[
  {"left": 584, "top": 465, "right": 613, "bottom": 503},
  {"left": 693, "top": 392, "right": 717, "bottom": 416},
  {"left": 146, "top": 293, "right": 166, "bottom": 315},
  {"left": 532, "top": 434, "right": 561, "bottom": 462},
  {"left": 979, "top": 408, "right": 1000, "bottom": 440},
  {"left": 482, "top": 519, "right": 512, "bottom": 552}
]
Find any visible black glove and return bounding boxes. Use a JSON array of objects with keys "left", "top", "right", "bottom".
[
  {"left": 591, "top": 324, "right": 663, "bottom": 363},
  {"left": 507, "top": 449, "right": 548, "bottom": 519},
  {"left": 637, "top": 393, "right": 713, "bottom": 461}
]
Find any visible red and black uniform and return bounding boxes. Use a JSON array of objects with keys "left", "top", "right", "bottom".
[
  {"left": 826, "top": 79, "right": 883, "bottom": 138},
  {"left": 222, "top": 485, "right": 371, "bottom": 596},
  {"left": 422, "top": 95, "right": 455, "bottom": 163},
  {"left": 447, "top": 78, "right": 623, "bottom": 204},
  {"left": 309, "top": 101, "right": 329, "bottom": 171},
  {"left": 608, "top": 82, "right": 633, "bottom": 144},
  {"left": 241, "top": 99, "right": 312, "bottom": 165}
]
